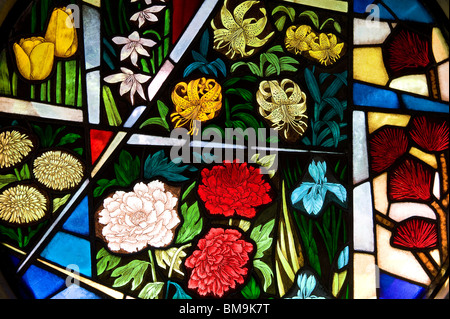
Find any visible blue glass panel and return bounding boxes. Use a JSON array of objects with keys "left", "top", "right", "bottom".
[
  {"left": 381, "top": 0, "right": 434, "bottom": 23},
  {"left": 353, "top": 0, "right": 375, "bottom": 13},
  {"left": 353, "top": 83, "right": 400, "bottom": 109},
  {"left": 51, "top": 284, "right": 102, "bottom": 299},
  {"left": 402, "top": 94, "right": 449, "bottom": 113},
  {"left": 22, "top": 265, "right": 65, "bottom": 299},
  {"left": 40, "top": 232, "right": 92, "bottom": 277},
  {"left": 379, "top": 272, "right": 426, "bottom": 299},
  {"left": 63, "top": 196, "right": 90, "bottom": 236},
  {"left": 377, "top": 3, "right": 395, "bottom": 20}
]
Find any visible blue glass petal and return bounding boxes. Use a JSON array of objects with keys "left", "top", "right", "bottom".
[
  {"left": 291, "top": 182, "right": 315, "bottom": 206},
  {"left": 308, "top": 160, "right": 320, "bottom": 183},
  {"left": 303, "top": 186, "right": 324, "bottom": 215},
  {"left": 324, "top": 183, "right": 347, "bottom": 203},
  {"left": 337, "top": 246, "right": 349, "bottom": 269}
]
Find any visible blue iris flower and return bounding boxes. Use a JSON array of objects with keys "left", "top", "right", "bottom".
[{"left": 291, "top": 160, "right": 347, "bottom": 216}]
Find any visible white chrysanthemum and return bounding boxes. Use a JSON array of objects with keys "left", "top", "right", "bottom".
[
  {"left": 0, "top": 130, "right": 34, "bottom": 169},
  {"left": 33, "top": 150, "right": 84, "bottom": 191},
  {"left": 0, "top": 184, "right": 48, "bottom": 225},
  {"left": 98, "top": 180, "right": 180, "bottom": 253}
]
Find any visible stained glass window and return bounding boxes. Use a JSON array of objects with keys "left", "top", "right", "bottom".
[{"left": 0, "top": 0, "right": 448, "bottom": 303}]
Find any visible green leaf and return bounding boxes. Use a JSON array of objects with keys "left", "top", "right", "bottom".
[
  {"left": 96, "top": 247, "right": 121, "bottom": 276},
  {"left": 168, "top": 281, "right": 192, "bottom": 299},
  {"left": 246, "top": 62, "right": 262, "bottom": 76},
  {"left": 144, "top": 150, "right": 195, "bottom": 182},
  {"left": 299, "top": 10, "right": 319, "bottom": 29},
  {"left": 111, "top": 260, "right": 150, "bottom": 290},
  {"left": 0, "top": 174, "right": 18, "bottom": 189},
  {"left": 138, "top": 282, "right": 164, "bottom": 299},
  {"left": 250, "top": 219, "right": 275, "bottom": 259},
  {"left": 103, "top": 85, "right": 122, "bottom": 126},
  {"left": 272, "top": 5, "right": 296, "bottom": 22},
  {"left": 56, "top": 133, "right": 81, "bottom": 146},
  {"left": 253, "top": 260, "right": 274, "bottom": 292},
  {"left": 223, "top": 76, "right": 258, "bottom": 87},
  {"left": 114, "top": 150, "right": 140, "bottom": 187},
  {"left": 304, "top": 68, "right": 321, "bottom": 103},
  {"left": 334, "top": 21, "right": 342, "bottom": 33},
  {"left": 264, "top": 53, "right": 281, "bottom": 76},
  {"left": 94, "top": 179, "right": 119, "bottom": 197},
  {"left": 0, "top": 50, "right": 11, "bottom": 95},
  {"left": 181, "top": 181, "right": 196, "bottom": 201},
  {"left": 274, "top": 15, "right": 286, "bottom": 31},
  {"left": 226, "top": 88, "right": 253, "bottom": 102},
  {"left": 319, "top": 17, "right": 335, "bottom": 30},
  {"left": 232, "top": 112, "right": 261, "bottom": 131},
  {"left": 230, "top": 61, "right": 248, "bottom": 73},
  {"left": 175, "top": 201, "right": 203, "bottom": 244},
  {"left": 322, "top": 97, "right": 344, "bottom": 121},
  {"left": 266, "top": 45, "right": 285, "bottom": 54},
  {"left": 53, "top": 194, "right": 71, "bottom": 213},
  {"left": 139, "top": 118, "right": 170, "bottom": 130},
  {"left": 19, "top": 164, "right": 31, "bottom": 180},
  {"left": 241, "top": 276, "right": 260, "bottom": 299}
]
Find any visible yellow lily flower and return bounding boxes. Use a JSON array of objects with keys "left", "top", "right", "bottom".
[
  {"left": 171, "top": 78, "right": 222, "bottom": 136},
  {"left": 309, "top": 33, "right": 344, "bottom": 65},
  {"left": 45, "top": 7, "right": 78, "bottom": 58},
  {"left": 13, "top": 37, "right": 54, "bottom": 81},
  {"left": 211, "top": 0, "right": 274, "bottom": 60},
  {"left": 256, "top": 79, "right": 308, "bottom": 142},
  {"left": 285, "top": 25, "right": 317, "bottom": 55}
]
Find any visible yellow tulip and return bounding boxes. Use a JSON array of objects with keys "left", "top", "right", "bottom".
[
  {"left": 13, "top": 37, "right": 54, "bottom": 81},
  {"left": 45, "top": 7, "right": 78, "bottom": 58}
]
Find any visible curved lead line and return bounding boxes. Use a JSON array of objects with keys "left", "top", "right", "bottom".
[{"left": 16, "top": 179, "right": 90, "bottom": 275}]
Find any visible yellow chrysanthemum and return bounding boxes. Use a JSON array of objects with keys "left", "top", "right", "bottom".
[
  {"left": 171, "top": 78, "right": 222, "bottom": 135},
  {"left": 211, "top": 0, "right": 274, "bottom": 59},
  {"left": 0, "top": 184, "right": 48, "bottom": 225},
  {"left": 309, "top": 33, "right": 344, "bottom": 65},
  {"left": 33, "top": 150, "right": 84, "bottom": 191},
  {"left": 285, "top": 25, "right": 317, "bottom": 55},
  {"left": 0, "top": 130, "right": 34, "bottom": 169}
]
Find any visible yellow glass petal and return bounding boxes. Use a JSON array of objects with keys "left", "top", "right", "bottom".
[
  {"left": 13, "top": 43, "right": 31, "bottom": 80},
  {"left": 45, "top": 8, "right": 77, "bottom": 58},
  {"left": 19, "top": 37, "right": 45, "bottom": 56},
  {"left": 318, "top": 33, "right": 331, "bottom": 49},
  {"left": 233, "top": 0, "right": 257, "bottom": 26},
  {"left": 29, "top": 42, "right": 55, "bottom": 80}
]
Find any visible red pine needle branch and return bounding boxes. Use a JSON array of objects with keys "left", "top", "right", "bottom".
[
  {"left": 369, "top": 127, "right": 409, "bottom": 173},
  {"left": 392, "top": 218, "right": 438, "bottom": 250},
  {"left": 387, "top": 29, "right": 430, "bottom": 72},
  {"left": 409, "top": 116, "right": 449, "bottom": 152},
  {"left": 388, "top": 158, "right": 433, "bottom": 202}
]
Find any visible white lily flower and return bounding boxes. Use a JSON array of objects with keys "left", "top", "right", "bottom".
[
  {"left": 130, "top": 5, "right": 166, "bottom": 28},
  {"left": 112, "top": 31, "right": 157, "bottom": 66},
  {"left": 104, "top": 67, "right": 151, "bottom": 105}
]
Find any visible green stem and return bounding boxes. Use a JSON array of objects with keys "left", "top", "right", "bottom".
[
  {"left": 167, "top": 243, "right": 192, "bottom": 279},
  {"left": 148, "top": 250, "right": 157, "bottom": 282},
  {"left": 14, "top": 168, "right": 21, "bottom": 181}
]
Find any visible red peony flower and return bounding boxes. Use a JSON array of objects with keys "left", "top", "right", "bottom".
[
  {"left": 184, "top": 228, "right": 254, "bottom": 297},
  {"left": 197, "top": 161, "right": 273, "bottom": 218},
  {"left": 391, "top": 218, "right": 438, "bottom": 250},
  {"left": 369, "top": 126, "right": 409, "bottom": 173}
]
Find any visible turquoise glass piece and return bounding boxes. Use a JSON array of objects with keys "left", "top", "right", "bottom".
[
  {"left": 22, "top": 265, "right": 65, "bottom": 299},
  {"left": 353, "top": 83, "right": 400, "bottom": 109},
  {"left": 63, "top": 196, "right": 90, "bottom": 236},
  {"left": 40, "top": 232, "right": 92, "bottom": 277},
  {"left": 51, "top": 284, "right": 102, "bottom": 299},
  {"left": 379, "top": 272, "right": 426, "bottom": 299},
  {"left": 402, "top": 94, "right": 449, "bottom": 113}
]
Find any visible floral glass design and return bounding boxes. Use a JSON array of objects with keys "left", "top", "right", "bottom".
[{"left": 0, "top": 0, "right": 447, "bottom": 303}]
